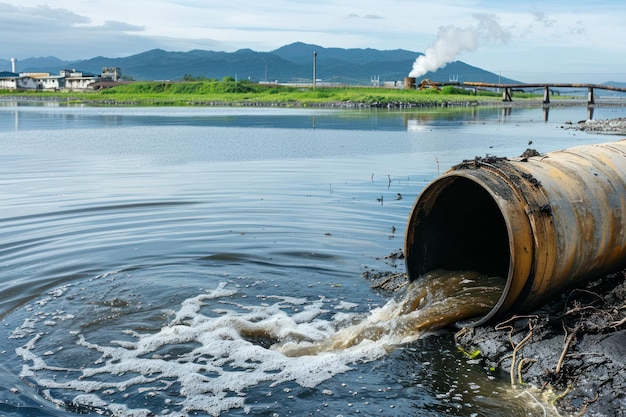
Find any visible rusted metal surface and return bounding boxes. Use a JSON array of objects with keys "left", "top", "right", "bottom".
[{"left": 404, "top": 140, "right": 626, "bottom": 326}]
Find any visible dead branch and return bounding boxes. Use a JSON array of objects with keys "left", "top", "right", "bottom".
[
  {"left": 564, "top": 303, "right": 597, "bottom": 316},
  {"left": 563, "top": 289, "right": 603, "bottom": 313},
  {"left": 555, "top": 325, "right": 580, "bottom": 374},
  {"left": 494, "top": 315, "right": 540, "bottom": 334},
  {"left": 517, "top": 357, "right": 537, "bottom": 385},
  {"left": 610, "top": 315, "right": 626, "bottom": 328},
  {"left": 495, "top": 316, "right": 538, "bottom": 385}
]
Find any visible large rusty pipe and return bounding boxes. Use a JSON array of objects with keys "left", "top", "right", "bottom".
[{"left": 404, "top": 140, "right": 626, "bottom": 326}]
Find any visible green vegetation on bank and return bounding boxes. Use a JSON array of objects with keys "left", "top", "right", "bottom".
[{"left": 1, "top": 77, "right": 548, "bottom": 107}]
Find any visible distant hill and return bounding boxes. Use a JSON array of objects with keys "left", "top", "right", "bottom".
[
  {"left": 0, "top": 56, "right": 69, "bottom": 71},
  {"left": 1, "top": 42, "right": 519, "bottom": 85},
  {"left": 599, "top": 81, "right": 626, "bottom": 97}
]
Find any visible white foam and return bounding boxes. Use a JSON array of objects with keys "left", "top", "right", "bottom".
[
  {"left": 14, "top": 282, "right": 387, "bottom": 416},
  {"left": 13, "top": 272, "right": 501, "bottom": 416},
  {"left": 72, "top": 394, "right": 107, "bottom": 408}
]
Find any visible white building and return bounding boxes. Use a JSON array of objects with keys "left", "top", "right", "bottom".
[
  {"left": 63, "top": 70, "right": 98, "bottom": 90},
  {"left": 0, "top": 67, "right": 122, "bottom": 91},
  {"left": 0, "top": 72, "right": 37, "bottom": 90}
]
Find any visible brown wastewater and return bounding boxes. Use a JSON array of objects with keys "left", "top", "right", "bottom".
[{"left": 275, "top": 269, "right": 504, "bottom": 356}]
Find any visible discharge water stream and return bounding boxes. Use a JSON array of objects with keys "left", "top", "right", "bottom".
[{"left": 275, "top": 270, "right": 503, "bottom": 357}]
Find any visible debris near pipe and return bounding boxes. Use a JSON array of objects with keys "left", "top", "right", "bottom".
[{"left": 455, "top": 269, "right": 626, "bottom": 416}]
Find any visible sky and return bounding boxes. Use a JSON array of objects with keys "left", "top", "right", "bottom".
[{"left": 1, "top": 0, "right": 625, "bottom": 83}]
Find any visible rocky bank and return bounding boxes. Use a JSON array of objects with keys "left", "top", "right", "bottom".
[{"left": 564, "top": 117, "right": 626, "bottom": 135}]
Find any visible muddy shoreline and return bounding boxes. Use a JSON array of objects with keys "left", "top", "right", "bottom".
[
  {"left": 368, "top": 263, "right": 625, "bottom": 417},
  {"left": 455, "top": 271, "right": 625, "bottom": 417}
]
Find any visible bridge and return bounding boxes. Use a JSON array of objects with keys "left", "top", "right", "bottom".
[{"left": 462, "top": 82, "right": 626, "bottom": 105}]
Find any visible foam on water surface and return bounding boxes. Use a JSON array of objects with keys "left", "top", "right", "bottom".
[
  {"left": 5, "top": 270, "right": 503, "bottom": 416},
  {"left": 6, "top": 278, "right": 381, "bottom": 415}
]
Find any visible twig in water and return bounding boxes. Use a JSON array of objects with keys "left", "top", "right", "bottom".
[{"left": 516, "top": 389, "right": 547, "bottom": 417}]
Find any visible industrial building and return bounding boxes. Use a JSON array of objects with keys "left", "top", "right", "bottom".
[{"left": 0, "top": 59, "right": 122, "bottom": 91}]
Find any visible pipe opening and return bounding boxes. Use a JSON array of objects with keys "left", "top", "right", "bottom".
[
  {"left": 405, "top": 176, "right": 510, "bottom": 324},
  {"left": 407, "top": 176, "right": 510, "bottom": 277}
]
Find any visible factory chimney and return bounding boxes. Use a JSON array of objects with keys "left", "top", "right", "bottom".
[{"left": 11, "top": 58, "right": 17, "bottom": 73}]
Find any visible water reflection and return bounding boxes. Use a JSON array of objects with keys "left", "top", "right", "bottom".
[
  {"left": 0, "top": 102, "right": 498, "bottom": 131},
  {"left": 540, "top": 104, "right": 595, "bottom": 122},
  {"left": 0, "top": 101, "right": 603, "bottom": 133}
]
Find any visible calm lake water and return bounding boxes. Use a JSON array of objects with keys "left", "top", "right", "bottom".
[{"left": 1, "top": 101, "right": 625, "bottom": 417}]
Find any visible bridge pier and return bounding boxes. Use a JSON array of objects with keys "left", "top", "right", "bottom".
[
  {"left": 502, "top": 87, "right": 512, "bottom": 102},
  {"left": 588, "top": 87, "right": 595, "bottom": 105},
  {"left": 543, "top": 86, "right": 550, "bottom": 104}
]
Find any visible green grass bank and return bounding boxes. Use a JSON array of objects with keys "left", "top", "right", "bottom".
[{"left": 0, "top": 78, "right": 555, "bottom": 108}]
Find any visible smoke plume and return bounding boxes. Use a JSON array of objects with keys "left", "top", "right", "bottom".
[{"left": 409, "top": 14, "right": 511, "bottom": 78}]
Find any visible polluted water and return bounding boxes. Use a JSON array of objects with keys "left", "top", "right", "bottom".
[{"left": 8, "top": 269, "right": 503, "bottom": 416}]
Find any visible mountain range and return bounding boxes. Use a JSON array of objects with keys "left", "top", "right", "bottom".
[{"left": 0, "top": 42, "right": 520, "bottom": 85}]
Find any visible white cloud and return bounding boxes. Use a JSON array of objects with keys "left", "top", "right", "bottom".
[
  {"left": 532, "top": 11, "right": 556, "bottom": 28},
  {"left": 1, "top": 0, "right": 625, "bottom": 83}
]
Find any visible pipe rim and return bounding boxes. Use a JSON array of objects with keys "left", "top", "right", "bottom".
[{"left": 405, "top": 169, "right": 535, "bottom": 327}]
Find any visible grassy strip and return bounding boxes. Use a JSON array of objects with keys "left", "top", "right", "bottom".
[{"left": 1, "top": 79, "right": 550, "bottom": 107}]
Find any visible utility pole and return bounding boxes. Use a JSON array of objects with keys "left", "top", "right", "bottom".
[{"left": 313, "top": 51, "right": 317, "bottom": 90}]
